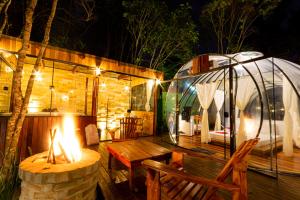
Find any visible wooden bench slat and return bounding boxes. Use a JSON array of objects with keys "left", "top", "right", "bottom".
[
  {"left": 168, "top": 180, "right": 189, "bottom": 199},
  {"left": 160, "top": 174, "right": 174, "bottom": 184},
  {"left": 174, "top": 182, "right": 196, "bottom": 200},
  {"left": 162, "top": 177, "right": 182, "bottom": 193},
  {"left": 184, "top": 184, "right": 203, "bottom": 200},
  {"left": 195, "top": 186, "right": 208, "bottom": 200},
  {"left": 143, "top": 138, "right": 260, "bottom": 200}
]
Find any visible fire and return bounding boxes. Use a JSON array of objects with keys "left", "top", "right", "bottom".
[{"left": 51, "top": 116, "right": 82, "bottom": 163}]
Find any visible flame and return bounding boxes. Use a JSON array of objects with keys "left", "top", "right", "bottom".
[{"left": 51, "top": 116, "right": 82, "bottom": 162}]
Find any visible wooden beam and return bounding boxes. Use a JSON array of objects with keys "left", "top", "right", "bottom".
[
  {"left": 92, "top": 77, "right": 99, "bottom": 117},
  {"left": 85, "top": 77, "right": 88, "bottom": 115},
  {"left": 0, "top": 35, "right": 164, "bottom": 80}
]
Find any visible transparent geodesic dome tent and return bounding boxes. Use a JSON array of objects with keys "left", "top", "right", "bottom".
[{"left": 165, "top": 51, "right": 300, "bottom": 175}]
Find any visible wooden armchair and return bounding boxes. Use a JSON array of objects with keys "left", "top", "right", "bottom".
[
  {"left": 109, "top": 117, "right": 139, "bottom": 141},
  {"left": 142, "top": 138, "right": 259, "bottom": 200}
]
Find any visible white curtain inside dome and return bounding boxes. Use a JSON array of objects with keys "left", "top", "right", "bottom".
[
  {"left": 283, "top": 77, "right": 295, "bottom": 156},
  {"left": 196, "top": 82, "right": 218, "bottom": 143},
  {"left": 291, "top": 90, "right": 300, "bottom": 148},
  {"left": 214, "top": 90, "right": 225, "bottom": 131},
  {"left": 236, "top": 78, "right": 255, "bottom": 147}
]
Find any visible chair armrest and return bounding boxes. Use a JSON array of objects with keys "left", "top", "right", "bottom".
[
  {"left": 142, "top": 159, "right": 240, "bottom": 192},
  {"left": 172, "top": 147, "right": 227, "bottom": 164}
]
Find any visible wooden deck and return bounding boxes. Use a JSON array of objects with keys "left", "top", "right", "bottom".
[
  {"left": 172, "top": 135, "right": 300, "bottom": 174},
  {"left": 93, "top": 136, "right": 300, "bottom": 200}
]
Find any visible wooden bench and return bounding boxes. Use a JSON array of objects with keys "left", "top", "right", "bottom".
[{"left": 142, "top": 138, "right": 259, "bottom": 200}]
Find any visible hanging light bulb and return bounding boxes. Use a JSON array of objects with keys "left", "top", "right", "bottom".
[
  {"left": 155, "top": 79, "right": 161, "bottom": 85},
  {"left": 49, "top": 85, "right": 55, "bottom": 91}
]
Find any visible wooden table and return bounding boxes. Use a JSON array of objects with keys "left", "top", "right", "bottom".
[{"left": 106, "top": 140, "right": 172, "bottom": 190}]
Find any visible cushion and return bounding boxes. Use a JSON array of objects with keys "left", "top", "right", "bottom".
[{"left": 85, "top": 124, "right": 99, "bottom": 146}]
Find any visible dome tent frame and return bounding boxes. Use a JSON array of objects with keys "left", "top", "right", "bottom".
[{"left": 165, "top": 52, "right": 300, "bottom": 176}]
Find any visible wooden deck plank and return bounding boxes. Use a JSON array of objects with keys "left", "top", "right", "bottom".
[{"left": 94, "top": 136, "right": 300, "bottom": 200}]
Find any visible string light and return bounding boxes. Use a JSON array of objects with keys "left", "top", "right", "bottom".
[
  {"left": 156, "top": 79, "right": 161, "bottom": 85},
  {"left": 95, "top": 67, "right": 101, "bottom": 76}
]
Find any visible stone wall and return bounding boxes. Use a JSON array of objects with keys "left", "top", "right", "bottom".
[
  {"left": 0, "top": 61, "right": 94, "bottom": 115},
  {"left": 0, "top": 61, "right": 12, "bottom": 112},
  {"left": 97, "top": 77, "right": 154, "bottom": 136},
  {"left": 19, "top": 149, "right": 100, "bottom": 200},
  {"left": 97, "top": 76, "right": 130, "bottom": 130}
]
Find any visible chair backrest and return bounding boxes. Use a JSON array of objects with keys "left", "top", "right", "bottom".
[
  {"left": 216, "top": 138, "right": 259, "bottom": 181},
  {"left": 85, "top": 124, "right": 99, "bottom": 146},
  {"left": 204, "top": 138, "right": 259, "bottom": 199},
  {"left": 119, "top": 117, "right": 139, "bottom": 140}
]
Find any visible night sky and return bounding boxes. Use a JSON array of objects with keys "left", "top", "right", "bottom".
[{"left": 5, "top": 0, "right": 300, "bottom": 65}]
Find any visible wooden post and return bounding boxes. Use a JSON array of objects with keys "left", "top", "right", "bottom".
[
  {"left": 146, "top": 168, "right": 160, "bottom": 200},
  {"left": 92, "top": 77, "right": 99, "bottom": 118},
  {"left": 171, "top": 151, "right": 184, "bottom": 168},
  {"left": 153, "top": 81, "right": 158, "bottom": 136},
  {"left": 232, "top": 160, "right": 248, "bottom": 200},
  {"left": 84, "top": 77, "right": 88, "bottom": 115},
  {"left": 229, "top": 60, "right": 236, "bottom": 156}
]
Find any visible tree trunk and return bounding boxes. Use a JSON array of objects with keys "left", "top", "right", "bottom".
[
  {"left": 14, "top": 0, "right": 58, "bottom": 147},
  {"left": 3, "top": 0, "right": 38, "bottom": 178},
  {"left": 1, "top": 0, "right": 58, "bottom": 180}
]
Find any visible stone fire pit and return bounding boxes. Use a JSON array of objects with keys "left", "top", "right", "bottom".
[{"left": 19, "top": 149, "right": 100, "bottom": 200}]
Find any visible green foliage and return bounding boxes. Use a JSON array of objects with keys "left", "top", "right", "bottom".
[
  {"left": 123, "top": 0, "right": 198, "bottom": 70},
  {"left": 202, "top": 0, "right": 280, "bottom": 54}
]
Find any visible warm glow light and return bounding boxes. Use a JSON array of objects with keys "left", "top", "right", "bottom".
[
  {"left": 5, "top": 66, "right": 13, "bottom": 73},
  {"left": 61, "top": 94, "right": 69, "bottom": 102},
  {"left": 99, "top": 121, "right": 106, "bottom": 132},
  {"left": 101, "top": 82, "right": 106, "bottom": 88},
  {"left": 95, "top": 67, "right": 101, "bottom": 76},
  {"left": 156, "top": 79, "right": 161, "bottom": 85},
  {"left": 124, "top": 86, "right": 129, "bottom": 91},
  {"left": 49, "top": 85, "right": 55, "bottom": 91},
  {"left": 110, "top": 121, "right": 117, "bottom": 129},
  {"left": 244, "top": 117, "right": 255, "bottom": 137},
  {"left": 148, "top": 79, "right": 154, "bottom": 87},
  {"left": 52, "top": 116, "right": 82, "bottom": 162},
  {"left": 28, "top": 101, "right": 39, "bottom": 113},
  {"left": 34, "top": 71, "right": 42, "bottom": 81}
]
